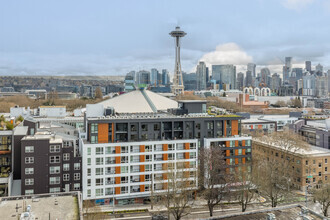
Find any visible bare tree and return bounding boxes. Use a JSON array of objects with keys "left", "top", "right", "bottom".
[
  {"left": 94, "top": 87, "right": 103, "bottom": 99},
  {"left": 312, "top": 184, "right": 330, "bottom": 217},
  {"left": 253, "top": 130, "right": 309, "bottom": 207},
  {"left": 200, "top": 147, "right": 231, "bottom": 217},
  {"left": 161, "top": 161, "right": 196, "bottom": 220},
  {"left": 234, "top": 164, "right": 255, "bottom": 212}
]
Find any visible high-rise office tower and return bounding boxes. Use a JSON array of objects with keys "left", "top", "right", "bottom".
[
  {"left": 206, "top": 67, "right": 209, "bottom": 84},
  {"left": 305, "top": 61, "right": 312, "bottom": 72},
  {"left": 245, "top": 71, "right": 253, "bottom": 87},
  {"left": 316, "top": 64, "right": 323, "bottom": 75},
  {"left": 236, "top": 72, "right": 244, "bottom": 90},
  {"left": 260, "top": 68, "right": 271, "bottom": 86},
  {"left": 196, "top": 61, "right": 207, "bottom": 90},
  {"left": 136, "top": 70, "right": 150, "bottom": 85},
  {"left": 169, "top": 26, "right": 186, "bottom": 95},
  {"left": 283, "top": 57, "right": 292, "bottom": 82},
  {"left": 161, "top": 69, "right": 170, "bottom": 85},
  {"left": 292, "top": 68, "right": 303, "bottom": 80},
  {"left": 212, "top": 65, "right": 236, "bottom": 90},
  {"left": 271, "top": 73, "right": 282, "bottom": 93},
  {"left": 150, "top": 68, "right": 159, "bottom": 86},
  {"left": 247, "top": 63, "right": 256, "bottom": 77}
]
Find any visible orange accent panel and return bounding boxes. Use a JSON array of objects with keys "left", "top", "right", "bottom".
[
  {"left": 115, "top": 167, "right": 121, "bottom": 174},
  {"left": 115, "top": 156, "right": 120, "bottom": 164},
  {"left": 226, "top": 150, "right": 230, "bottom": 157},
  {"left": 226, "top": 159, "right": 230, "bottom": 165},
  {"left": 242, "top": 140, "right": 245, "bottom": 146},
  {"left": 140, "top": 145, "right": 145, "bottom": 152},
  {"left": 0, "top": 151, "right": 11, "bottom": 155},
  {"left": 242, "top": 158, "right": 246, "bottom": 164},
  {"left": 185, "top": 162, "right": 189, "bottom": 168},
  {"left": 140, "top": 155, "right": 145, "bottom": 162},
  {"left": 163, "top": 144, "right": 168, "bottom": 151},
  {"left": 98, "top": 123, "right": 109, "bottom": 143},
  {"left": 115, "top": 146, "right": 121, "bottom": 154},
  {"left": 224, "top": 121, "right": 227, "bottom": 136},
  {"left": 226, "top": 141, "right": 230, "bottom": 147},
  {"left": 163, "top": 153, "right": 168, "bottom": 160},
  {"left": 235, "top": 158, "right": 238, "bottom": 165},
  {"left": 140, "top": 185, "right": 145, "bottom": 192},
  {"left": 115, "top": 177, "right": 120, "bottom": 184},
  {"left": 162, "top": 163, "right": 168, "bottom": 170},
  {"left": 258, "top": 125, "right": 262, "bottom": 129},
  {"left": 140, "top": 165, "right": 145, "bottom": 172},
  {"left": 242, "top": 149, "right": 246, "bottom": 155},
  {"left": 111, "top": 123, "right": 114, "bottom": 142},
  {"left": 140, "top": 175, "right": 145, "bottom": 182},
  {"left": 235, "top": 149, "right": 238, "bottom": 156},
  {"left": 115, "top": 187, "right": 120, "bottom": 194},
  {"left": 231, "top": 120, "right": 238, "bottom": 135},
  {"left": 185, "top": 143, "right": 190, "bottom": 150},
  {"left": 235, "top": 141, "right": 238, "bottom": 147},
  {"left": 163, "top": 173, "right": 167, "bottom": 180},
  {"left": 185, "top": 152, "right": 189, "bottom": 159}
]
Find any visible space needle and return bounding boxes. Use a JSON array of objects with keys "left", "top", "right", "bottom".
[{"left": 169, "top": 26, "right": 186, "bottom": 95}]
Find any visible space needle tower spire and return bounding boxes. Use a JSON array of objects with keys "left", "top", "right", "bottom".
[{"left": 169, "top": 26, "right": 186, "bottom": 95}]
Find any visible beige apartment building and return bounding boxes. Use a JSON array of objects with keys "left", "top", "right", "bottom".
[{"left": 253, "top": 139, "right": 330, "bottom": 192}]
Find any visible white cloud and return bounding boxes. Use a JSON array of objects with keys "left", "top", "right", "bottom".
[
  {"left": 195, "top": 43, "right": 253, "bottom": 73},
  {"left": 282, "top": 0, "right": 315, "bottom": 11}
]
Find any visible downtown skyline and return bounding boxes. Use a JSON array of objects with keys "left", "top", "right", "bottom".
[{"left": 1, "top": 0, "right": 330, "bottom": 76}]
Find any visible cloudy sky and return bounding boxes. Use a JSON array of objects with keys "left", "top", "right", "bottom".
[{"left": 1, "top": 0, "right": 330, "bottom": 76}]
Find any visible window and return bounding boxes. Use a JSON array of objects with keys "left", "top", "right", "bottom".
[
  {"left": 141, "top": 124, "right": 148, "bottom": 131},
  {"left": 50, "top": 145, "right": 60, "bottom": 153},
  {"left": 121, "top": 186, "right": 128, "bottom": 194},
  {"left": 121, "top": 146, "right": 128, "bottom": 153},
  {"left": 74, "top": 163, "right": 80, "bottom": 170},
  {"left": 49, "top": 187, "right": 60, "bottom": 193},
  {"left": 96, "top": 158, "right": 103, "bottom": 165},
  {"left": 319, "top": 172, "right": 322, "bottom": 177},
  {"left": 63, "top": 174, "right": 70, "bottom": 181},
  {"left": 91, "top": 136, "right": 98, "bottom": 144},
  {"left": 25, "top": 146, "right": 34, "bottom": 153},
  {"left": 87, "top": 189, "right": 91, "bottom": 197},
  {"left": 296, "top": 160, "right": 300, "bottom": 164},
  {"left": 95, "top": 188, "right": 103, "bottom": 196},
  {"left": 96, "top": 178, "right": 104, "bottom": 186},
  {"left": 87, "top": 168, "right": 91, "bottom": 176},
  {"left": 50, "top": 156, "right": 60, "bottom": 163},
  {"left": 49, "top": 166, "right": 60, "bottom": 174},
  {"left": 87, "top": 158, "right": 91, "bottom": 165},
  {"left": 305, "top": 160, "right": 308, "bottom": 165},
  {"left": 91, "top": 123, "right": 98, "bottom": 133},
  {"left": 96, "top": 147, "right": 103, "bottom": 155},
  {"left": 326, "top": 167, "right": 328, "bottom": 172},
  {"left": 74, "top": 183, "right": 80, "bottom": 190},
  {"left": 63, "top": 153, "right": 70, "bottom": 161},
  {"left": 87, "top": 148, "right": 91, "bottom": 155},
  {"left": 95, "top": 168, "right": 103, "bottom": 175},
  {"left": 326, "top": 159, "right": 328, "bottom": 164},
  {"left": 25, "top": 178, "right": 34, "bottom": 185},
  {"left": 25, "top": 189, "right": 34, "bottom": 195},
  {"left": 63, "top": 163, "right": 70, "bottom": 171},
  {"left": 25, "top": 157, "right": 34, "bottom": 164},
  {"left": 50, "top": 177, "right": 60, "bottom": 185},
  {"left": 313, "top": 160, "right": 316, "bottom": 164},
  {"left": 319, "top": 163, "right": 322, "bottom": 168},
  {"left": 121, "top": 166, "right": 128, "bottom": 174},
  {"left": 87, "top": 179, "right": 91, "bottom": 186},
  {"left": 25, "top": 168, "right": 34, "bottom": 175},
  {"left": 74, "top": 173, "right": 80, "bottom": 180}
]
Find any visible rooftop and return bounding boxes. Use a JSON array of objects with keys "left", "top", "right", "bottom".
[
  {"left": 98, "top": 89, "right": 178, "bottom": 113},
  {"left": 0, "top": 193, "right": 80, "bottom": 220}
]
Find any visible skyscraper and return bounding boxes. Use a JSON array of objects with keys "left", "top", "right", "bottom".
[
  {"left": 236, "top": 72, "right": 244, "bottom": 90},
  {"left": 305, "top": 61, "right": 312, "bottom": 72},
  {"left": 247, "top": 63, "right": 256, "bottom": 77},
  {"left": 212, "top": 64, "right": 236, "bottom": 90},
  {"left": 245, "top": 71, "right": 253, "bottom": 87},
  {"left": 161, "top": 69, "right": 170, "bottom": 85},
  {"left": 136, "top": 70, "right": 150, "bottom": 85},
  {"left": 316, "top": 63, "right": 323, "bottom": 75},
  {"left": 283, "top": 57, "right": 292, "bottom": 82},
  {"left": 169, "top": 26, "right": 186, "bottom": 95},
  {"left": 150, "top": 68, "right": 159, "bottom": 86},
  {"left": 196, "top": 61, "right": 207, "bottom": 90},
  {"left": 260, "top": 68, "right": 271, "bottom": 86},
  {"left": 271, "top": 73, "right": 282, "bottom": 93}
]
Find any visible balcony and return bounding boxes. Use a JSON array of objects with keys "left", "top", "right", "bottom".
[{"left": 130, "top": 187, "right": 140, "bottom": 193}]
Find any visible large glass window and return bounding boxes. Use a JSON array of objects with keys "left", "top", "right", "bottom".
[
  {"left": 91, "top": 123, "right": 98, "bottom": 133},
  {"left": 50, "top": 166, "right": 60, "bottom": 174},
  {"left": 25, "top": 146, "right": 34, "bottom": 153},
  {"left": 50, "top": 177, "right": 60, "bottom": 185},
  {"left": 50, "top": 145, "right": 60, "bottom": 153}
]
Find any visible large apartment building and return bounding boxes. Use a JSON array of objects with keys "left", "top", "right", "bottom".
[
  {"left": 21, "top": 132, "right": 82, "bottom": 195},
  {"left": 81, "top": 91, "right": 252, "bottom": 205},
  {"left": 253, "top": 139, "right": 330, "bottom": 191}
]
